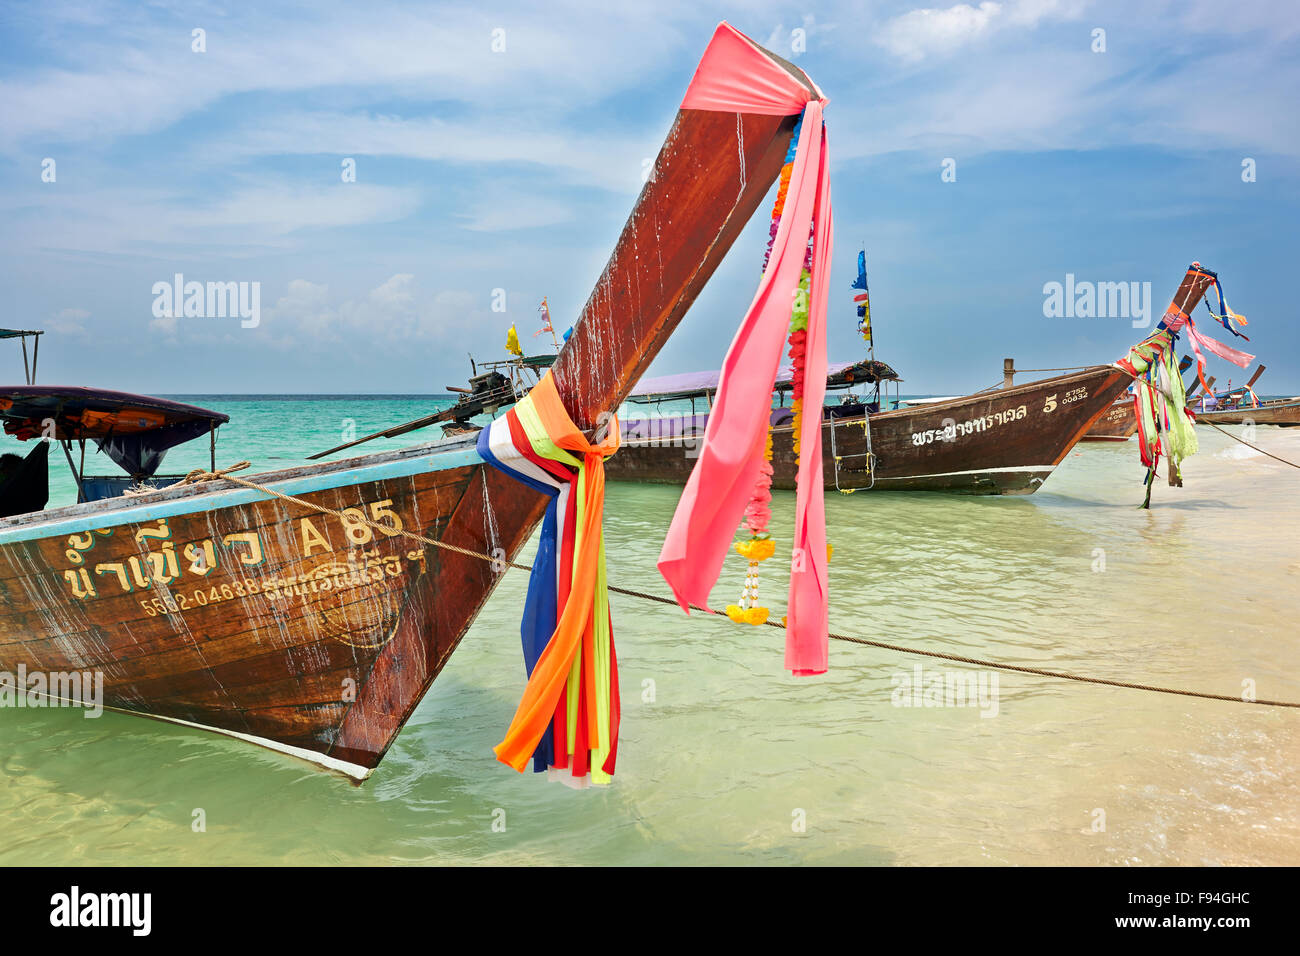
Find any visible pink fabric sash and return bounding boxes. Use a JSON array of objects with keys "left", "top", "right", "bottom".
[
  {"left": 1161, "top": 308, "right": 1255, "bottom": 388},
  {"left": 1188, "top": 325, "right": 1254, "bottom": 369},
  {"left": 658, "top": 22, "right": 831, "bottom": 676}
]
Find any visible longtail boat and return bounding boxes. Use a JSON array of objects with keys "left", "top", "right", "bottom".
[
  {"left": 0, "top": 25, "right": 815, "bottom": 779},
  {"left": 607, "top": 269, "right": 1220, "bottom": 494},
  {"left": 1194, "top": 398, "right": 1300, "bottom": 426},
  {"left": 610, "top": 364, "right": 1129, "bottom": 493},
  {"left": 1189, "top": 365, "right": 1300, "bottom": 426}
]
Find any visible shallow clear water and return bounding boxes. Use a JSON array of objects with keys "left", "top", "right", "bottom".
[{"left": 1, "top": 397, "right": 1297, "bottom": 865}]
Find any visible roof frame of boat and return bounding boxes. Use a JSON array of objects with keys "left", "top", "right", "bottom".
[
  {"left": 0, "top": 385, "right": 228, "bottom": 441},
  {"left": 2, "top": 327, "right": 43, "bottom": 384},
  {"left": 628, "top": 359, "right": 902, "bottom": 404},
  {"left": 0, "top": 385, "right": 229, "bottom": 498}
]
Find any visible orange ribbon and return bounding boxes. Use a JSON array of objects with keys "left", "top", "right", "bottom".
[{"left": 493, "top": 373, "right": 620, "bottom": 772}]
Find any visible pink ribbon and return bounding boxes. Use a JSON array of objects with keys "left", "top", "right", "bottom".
[
  {"left": 658, "top": 22, "right": 831, "bottom": 676},
  {"left": 1188, "top": 325, "right": 1254, "bottom": 369}
]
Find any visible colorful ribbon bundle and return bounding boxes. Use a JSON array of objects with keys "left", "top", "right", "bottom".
[
  {"left": 658, "top": 22, "right": 832, "bottom": 676},
  {"left": 1114, "top": 263, "right": 1254, "bottom": 505},
  {"left": 477, "top": 373, "right": 621, "bottom": 785}
]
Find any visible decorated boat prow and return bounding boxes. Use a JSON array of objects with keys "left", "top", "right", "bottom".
[
  {"left": 0, "top": 22, "right": 820, "bottom": 780},
  {"left": 1116, "top": 262, "right": 1254, "bottom": 503}
]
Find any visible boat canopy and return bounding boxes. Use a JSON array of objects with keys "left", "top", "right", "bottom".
[
  {"left": 0, "top": 386, "right": 228, "bottom": 477},
  {"left": 0, "top": 329, "right": 42, "bottom": 339},
  {"left": 628, "top": 358, "right": 900, "bottom": 403}
]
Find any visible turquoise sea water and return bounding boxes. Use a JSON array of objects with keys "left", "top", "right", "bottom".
[{"left": 1, "top": 396, "right": 1297, "bottom": 865}]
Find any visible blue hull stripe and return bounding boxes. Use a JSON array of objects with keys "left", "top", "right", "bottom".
[{"left": 0, "top": 447, "right": 484, "bottom": 546}]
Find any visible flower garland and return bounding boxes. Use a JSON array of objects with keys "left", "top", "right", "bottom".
[
  {"left": 726, "top": 426, "right": 775, "bottom": 625},
  {"left": 727, "top": 111, "right": 827, "bottom": 626},
  {"left": 788, "top": 266, "right": 811, "bottom": 464}
]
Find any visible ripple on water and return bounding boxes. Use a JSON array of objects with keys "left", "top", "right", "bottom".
[{"left": 1, "top": 405, "right": 1296, "bottom": 864}]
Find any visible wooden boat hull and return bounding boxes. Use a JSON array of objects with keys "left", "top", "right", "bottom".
[
  {"left": 1081, "top": 396, "right": 1137, "bottom": 442},
  {"left": 1193, "top": 400, "right": 1300, "bottom": 426},
  {"left": 0, "top": 443, "right": 523, "bottom": 777},
  {"left": 0, "top": 37, "right": 816, "bottom": 777},
  {"left": 611, "top": 366, "right": 1128, "bottom": 495}
]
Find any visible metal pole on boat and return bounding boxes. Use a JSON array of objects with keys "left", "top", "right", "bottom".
[{"left": 60, "top": 440, "right": 85, "bottom": 503}]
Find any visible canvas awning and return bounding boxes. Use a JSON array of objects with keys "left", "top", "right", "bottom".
[{"left": 0, "top": 386, "right": 228, "bottom": 477}]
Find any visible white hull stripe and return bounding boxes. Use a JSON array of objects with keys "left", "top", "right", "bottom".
[
  {"left": 871, "top": 465, "right": 1056, "bottom": 482},
  {"left": 0, "top": 446, "right": 484, "bottom": 546},
  {"left": 136, "top": 710, "right": 373, "bottom": 780},
  {"left": 13, "top": 687, "right": 372, "bottom": 780}
]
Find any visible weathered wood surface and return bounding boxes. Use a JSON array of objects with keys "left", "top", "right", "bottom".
[
  {"left": 0, "top": 467, "right": 474, "bottom": 757},
  {"left": 609, "top": 367, "right": 1128, "bottom": 495},
  {"left": 1082, "top": 397, "right": 1137, "bottom": 442},
  {"left": 0, "top": 47, "right": 815, "bottom": 775}
]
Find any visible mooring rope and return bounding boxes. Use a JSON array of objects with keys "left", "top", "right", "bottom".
[
  {"left": 1200, "top": 420, "right": 1300, "bottom": 469},
  {"left": 1010, "top": 365, "right": 1092, "bottom": 374},
  {"left": 157, "top": 464, "right": 1300, "bottom": 709}
]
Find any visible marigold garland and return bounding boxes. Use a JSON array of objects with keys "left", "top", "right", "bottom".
[{"left": 729, "top": 113, "right": 834, "bottom": 628}]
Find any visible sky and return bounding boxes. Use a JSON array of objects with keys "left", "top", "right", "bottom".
[{"left": 1, "top": 0, "right": 1298, "bottom": 395}]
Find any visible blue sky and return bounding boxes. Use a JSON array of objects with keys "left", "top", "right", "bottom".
[{"left": 2, "top": 0, "right": 1297, "bottom": 395}]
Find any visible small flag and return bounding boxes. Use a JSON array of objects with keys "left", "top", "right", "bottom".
[
  {"left": 851, "top": 250, "right": 871, "bottom": 345},
  {"left": 506, "top": 324, "right": 523, "bottom": 357},
  {"left": 534, "top": 297, "right": 554, "bottom": 337}
]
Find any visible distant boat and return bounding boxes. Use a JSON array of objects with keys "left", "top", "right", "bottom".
[
  {"left": 308, "top": 352, "right": 555, "bottom": 458},
  {"left": 610, "top": 362, "right": 1133, "bottom": 494},
  {"left": 1188, "top": 364, "right": 1300, "bottom": 426},
  {"left": 1195, "top": 398, "right": 1300, "bottom": 426},
  {"left": 0, "top": 26, "right": 820, "bottom": 778},
  {"left": 608, "top": 268, "right": 1221, "bottom": 494},
  {"left": 1080, "top": 396, "right": 1138, "bottom": 442}
]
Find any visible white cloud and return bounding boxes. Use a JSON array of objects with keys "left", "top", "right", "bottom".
[
  {"left": 198, "top": 111, "right": 650, "bottom": 193},
  {"left": 874, "top": 0, "right": 1085, "bottom": 62},
  {"left": 458, "top": 190, "right": 575, "bottom": 232},
  {"left": 49, "top": 306, "right": 92, "bottom": 339},
  {"left": 149, "top": 313, "right": 178, "bottom": 340},
  {"left": 0, "top": 3, "right": 689, "bottom": 153},
  {"left": 877, "top": 2, "right": 1006, "bottom": 62},
  {"left": 257, "top": 274, "right": 488, "bottom": 351},
  {"left": 1, "top": 182, "right": 423, "bottom": 258}
]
